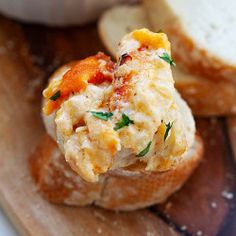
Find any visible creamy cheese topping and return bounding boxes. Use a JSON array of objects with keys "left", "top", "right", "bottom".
[{"left": 43, "top": 29, "right": 195, "bottom": 182}]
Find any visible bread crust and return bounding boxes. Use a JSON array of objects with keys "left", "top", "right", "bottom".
[
  {"left": 173, "top": 70, "right": 236, "bottom": 116},
  {"left": 29, "top": 135, "right": 104, "bottom": 205},
  {"left": 163, "top": 27, "right": 236, "bottom": 84},
  {"left": 29, "top": 134, "right": 203, "bottom": 211},
  {"left": 98, "top": 5, "right": 236, "bottom": 116}
]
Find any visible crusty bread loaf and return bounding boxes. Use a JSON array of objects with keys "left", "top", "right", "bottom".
[
  {"left": 98, "top": 5, "right": 236, "bottom": 116},
  {"left": 29, "top": 134, "right": 203, "bottom": 211},
  {"left": 144, "top": 0, "right": 236, "bottom": 83}
]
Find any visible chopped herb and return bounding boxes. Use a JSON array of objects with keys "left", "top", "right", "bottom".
[
  {"left": 120, "top": 53, "right": 132, "bottom": 65},
  {"left": 159, "top": 52, "right": 176, "bottom": 66},
  {"left": 114, "top": 113, "right": 134, "bottom": 131},
  {"left": 137, "top": 141, "right": 152, "bottom": 157},
  {"left": 50, "top": 91, "right": 61, "bottom": 101},
  {"left": 90, "top": 111, "right": 113, "bottom": 121},
  {"left": 164, "top": 122, "right": 174, "bottom": 142},
  {"left": 157, "top": 29, "right": 163, "bottom": 33}
]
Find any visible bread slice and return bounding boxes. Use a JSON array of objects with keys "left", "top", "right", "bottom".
[
  {"left": 29, "top": 134, "right": 203, "bottom": 211},
  {"left": 144, "top": 0, "right": 236, "bottom": 83},
  {"left": 98, "top": 5, "right": 236, "bottom": 116}
]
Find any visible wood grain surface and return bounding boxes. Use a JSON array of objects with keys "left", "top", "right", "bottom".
[
  {"left": 227, "top": 117, "right": 236, "bottom": 162},
  {"left": 0, "top": 15, "right": 235, "bottom": 236}
]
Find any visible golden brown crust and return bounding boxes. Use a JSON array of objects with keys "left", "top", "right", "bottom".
[
  {"left": 29, "top": 134, "right": 203, "bottom": 211},
  {"left": 29, "top": 135, "right": 103, "bottom": 205},
  {"left": 174, "top": 73, "right": 236, "bottom": 116},
  {"left": 96, "top": 136, "right": 203, "bottom": 210}
]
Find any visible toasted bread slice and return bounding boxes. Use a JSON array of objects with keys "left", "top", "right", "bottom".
[
  {"left": 29, "top": 134, "right": 203, "bottom": 211},
  {"left": 98, "top": 5, "right": 236, "bottom": 116},
  {"left": 144, "top": 0, "right": 236, "bottom": 83}
]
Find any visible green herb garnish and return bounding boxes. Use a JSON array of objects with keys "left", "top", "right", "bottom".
[
  {"left": 137, "top": 141, "right": 152, "bottom": 157},
  {"left": 114, "top": 113, "right": 134, "bottom": 131},
  {"left": 49, "top": 91, "right": 61, "bottom": 101},
  {"left": 90, "top": 111, "right": 113, "bottom": 121},
  {"left": 164, "top": 122, "right": 174, "bottom": 142},
  {"left": 157, "top": 29, "right": 163, "bottom": 33},
  {"left": 159, "top": 52, "right": 176, "bottom": 66}
]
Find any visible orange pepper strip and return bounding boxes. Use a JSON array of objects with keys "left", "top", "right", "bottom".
[{"left": 43, "top": 53, "right": 114, "bottom": 115}]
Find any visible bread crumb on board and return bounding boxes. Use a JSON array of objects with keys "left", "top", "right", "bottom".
[
  {"left": 146, "top": 232, "right": 155, "bottom": 236},
  {"left": 180, "top": 225, "right": 187, "bottom": 231},
  {"left": 221, "top": 190, "right": 234, "bottom": 200},
  {"left": 196, "top": 230, "right": 203, "bottom": 236},
  {"left": 211, "top": 201, "right": 217, "bottom": 208},
  {"left": 164, "top": 201, "right": 173, "bottom": 212},
  {"left": 97, "top": 228, "right": 102, "bottom": 234}
]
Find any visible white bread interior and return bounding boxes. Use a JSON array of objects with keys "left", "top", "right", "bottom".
[{"left": 144, "top": 0, "right": 236, "bottom": 82}]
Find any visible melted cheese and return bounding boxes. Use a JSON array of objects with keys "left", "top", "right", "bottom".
[{"left": 43, "top": 29, "right": 195, "bottom": 182}]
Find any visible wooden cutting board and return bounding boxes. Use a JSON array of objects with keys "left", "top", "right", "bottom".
[{"left": 0, "top": 15, "right": 235, "bottom": 236}]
